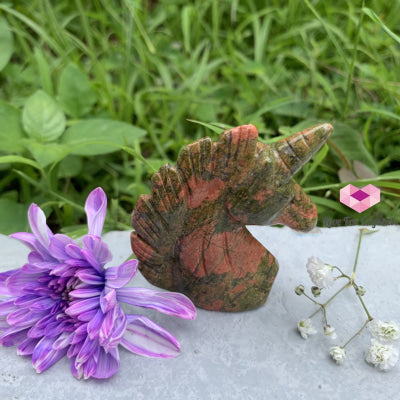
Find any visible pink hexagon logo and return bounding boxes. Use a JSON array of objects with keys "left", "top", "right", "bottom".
[{"left": 340, "top": 184, "right": 380, "bottom": 213}]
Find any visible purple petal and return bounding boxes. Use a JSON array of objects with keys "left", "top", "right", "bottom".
[
  {"left": 0, "top": 270, "right": 17, "bottom": 295},
  {"left": 0, "top": 298, "right": 18, "bottom": 315},
  {"left": 70, "top": 357, "right": 83, "bottom": 379},
  {"left": 105, "top": 260, "right": 138, "bottom": 289},
  {"left": 48, "top": 234, "right": 76, "bottom": 260},
  {"left": 71, "top": 353, "right": 98, "bottom": 380},
  {"left": 27, "top": 314, "right": 56, "bottom": 338},
  {"left": 117, "top": 288, "right": 197, "bottom": 319},
  {"left": 68, "top": 343, "right": 81, "bottom": 359},
  {"left": 29, "top": 297, "right": 56, "bottom": 311},
  {"left": 0, "top": 316, "right": 10, "bottom": 329},
  {"left": 92, "top": 347, "right": 120, "bottom": 379},
  {"left": 10, "top": 232, "right": 52, "bottom": 261},
  {"left": 87, "top": 309, "right": 104, "bottom": 339},
  {"left": 75, "top": 323, "right": 89, "bottom": 336},
  {"left": 103, "top": 317, "right": 126, "bottom": 351},
  {"left": 8, "top": 310, "right": 44, "bottom": 328},
  {"left": 17, "top": 337, "right": 41, "bottom": 356},
  {"left": 121, "top": 315, "right": 180, "bottom": 358},
  {"left": 21, "top": 262, "right": 44, "bottom": 274},
  {"left": 23, "top": 281, "right": 53, "bottom": 296},
  {"left": 99, "top": 307, "right": 116, "bottom": 343},
  {"left": 32, "top": 336, "right": 67, "bottom": 373},
  {"left": 27, "top": 204, "right": 53, "bottom": 249},
  {"left": 30, "top": 261, "right": 56, "bottom": 271},
  {"left": 7, "top": 307, "right": 31, "bottom": 325},
  {"left": 69, "top": 287, "right": 103, "bottom": 299},
  {"left": 27, "top": 251, "right": 43, "bottom": 264},
  {"left": 71, "top": 334, "right": 86, "bottom": 347},
  {"left": 52, "top": 332, "right": 72, "bottom": 350},
  {"left": 100, "top": 287, "right": 117, "bottom": 313},
  {"left": 82, "top": 235, "right": 112, "bottom": 271},
  {"left": 65, "top": 297, "right": 100, "bottom": 317},
  {"left": 85, "top": 188, "right": 107, "bottom": 237},
  {"left": 81, "top": 250, "right": 101, "bottom": 272},
  {"left": 74, "top": 270, "right": 104, "bottom": 285},
  {"left": 0, "top": 326, "right": 29, "bottom": 346},
  {"left": 65, "top": 258, "right": 90, "bottom": 267},
  {"left": 14, "top": 294, "right": 38, "bottom": 306},
  {"left": 65, "top": 243, "right": 84, "bottom": 259},
  {"left": 99, "top": 305, "right": 127, "bottom": 351},
  {"left": 50, "top": 264, "right": 76, "bottom": 278},
  {"left": 44, "top": 320, "right": 69, "bottom": 338},
  {"left": 75, "top": 336, "right": 99, "bottom": 365},
  {"left": 76, "top": 308, "right": 98, "bottom": 322},
  {"left": 9, "top": 232, "right": 37, "bottom": 251},
  {"left": 82, "top": 356, "right": 97, "bottom": 379},
  {"left": 6, "top": 270, "right": 45, "bottom": 296}
]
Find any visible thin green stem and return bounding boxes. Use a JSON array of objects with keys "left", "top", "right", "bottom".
[
  {"left": 308, "top": 282, "right": 349, "bottom": 319},
  {"left": 357, "top": 294, "right": 373, "bottom": 320},
  {"left": 322, "top": 282, "right": 350, "bottom": 309},
  {"left": 332, "top": 265, "right": 348, "bottom": 277},
  {"left": 342, "top": 318, "right": 371, "bottom": 348},
  {"left": 303, "top": 292, "right": 322, "bottom": 307},
  {"left": 351, "top": 229, "right": 364, "bottom": 280}
]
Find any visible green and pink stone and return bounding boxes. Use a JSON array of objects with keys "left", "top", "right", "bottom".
[{"left": 131, "top": 123, "right": 333, "bottom": 312}]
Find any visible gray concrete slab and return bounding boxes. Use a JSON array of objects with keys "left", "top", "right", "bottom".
[{"left": 0, "top": 225, "right": 399, "bottom": 400}]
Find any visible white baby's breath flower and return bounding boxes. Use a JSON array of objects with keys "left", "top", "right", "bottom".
[
  {"left": 324, "top": 325, "right": 337, "bottom": 340},
  {"left": 365, "top": 339, "right": 399, "bottom": 371},
  {"left": 306, "top": 257, "right": 335, "bottom": 288},
  {"left": 330, "top": 346, "right": 346, "bottom": 365},
  {"left": 369, "top": 320, "right": 400, "bottom": 342},
  {"left": 297, "top": 318, "right": 317, "bottom": 339}
]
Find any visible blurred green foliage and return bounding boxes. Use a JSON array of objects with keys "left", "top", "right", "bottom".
[{"left": 0, "top": 0, "right": 399, "bottom": 234}]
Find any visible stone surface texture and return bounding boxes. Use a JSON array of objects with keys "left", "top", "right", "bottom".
[
  {"left": 131, "top": 123, "right": 333, "bottom": 311},
  {"left": 1, "top": 226, "right": 399, "bottom": 400}
]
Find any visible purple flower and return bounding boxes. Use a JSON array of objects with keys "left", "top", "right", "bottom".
[{"left": 0, "top": 188, "right": 196, "bottom": 379}]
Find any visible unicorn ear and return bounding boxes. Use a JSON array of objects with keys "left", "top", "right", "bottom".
[{"left": 272, "top": 123, "right": 333, "bottom": 183}]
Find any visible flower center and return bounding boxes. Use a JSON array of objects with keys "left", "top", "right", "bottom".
[{"left": 45, "top": 275, "right": 80, "bottom": 310}]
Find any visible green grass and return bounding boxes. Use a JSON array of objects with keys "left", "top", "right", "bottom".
[{"left": 0, "top": 0, "right": 399, "bottom": 234}]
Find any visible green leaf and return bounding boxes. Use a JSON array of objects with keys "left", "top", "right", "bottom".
[
  {"left": 0, "top": 199, "right": 28, "bottom": 234},
  {"left": 22, "top": 90, "right": 66, "bottom": 142},
  {"left": 187, "top": 119, "right": 230, "bottom": 133},
  {"left": 310, "top": 195, "right": 359, "bottom": 218},
  {"left": 358, "top": 106, "right": 400, "bottom": 122},
  {"left": 362, "top": 7, "right": 400, "bottom": 45},
  {"left": 61, "top": 119, "right": 146, "bottom": 155},
  {"left": 300, "top": 144, "right": 329, "bottom": 185},
  {"left": 182, "top": 6, "right": 192, "bottom": 53},
  {"left": 331, "top": 122, "right": 378, "bottom": 174},
  {"left": 379, "top": 170, "right": 400, "bottom": 179},
  {"left": 0, "top": 100, "right": 24, "bottom": 153},
  {"left": 58, "top": 155, "right": 83, "bottom": 178},
  {"left": 144, "top": 158, "right": 170, "bottom": 172},
  {"left": 0, "top": 155, "right": 41, "bottom": 170},
  {"left": 58, "top": 63, "right": 97, "bottom": 118},
  {"left": 22, "top": 139, "right": 71, "bottom": 168},
  {"left": 34, "top": 47, "right": 53, "bottom": 96},
  {"left": 0, "top": 17, "right": 13, "bottom": 71}
]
